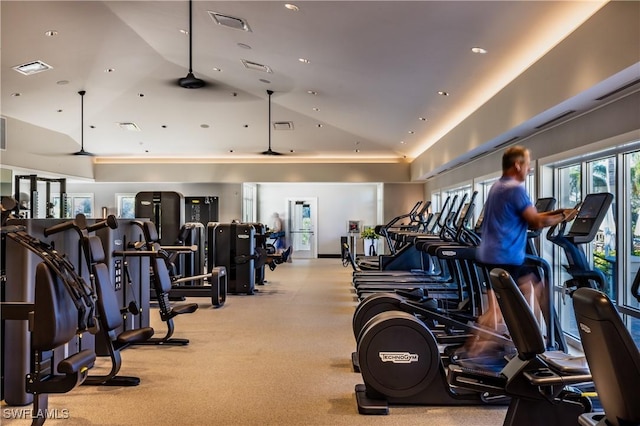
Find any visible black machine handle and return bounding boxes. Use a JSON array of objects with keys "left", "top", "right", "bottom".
[
  {"left": 86, "top": 215, "right": 118, "bottom": 233},
  {"left": 44, "top": 213, "right": 87, "bottom": 237}
]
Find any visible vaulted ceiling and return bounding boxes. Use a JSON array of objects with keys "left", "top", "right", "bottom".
[{"left": 1, "top": 1, "right": 612, "bottom": 164}]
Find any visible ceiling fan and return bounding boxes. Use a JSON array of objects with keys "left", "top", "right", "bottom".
[
  {"left": 261, "top": 90, "right": 284, "bottom": 156},
  {"left": 178, "top": 0, "right": 205, "bottom": 89},
  {"left": 73, "top": 90, "right": 94, "bottom": 156}
]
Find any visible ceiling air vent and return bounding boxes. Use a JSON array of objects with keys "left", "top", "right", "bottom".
[
  {"left": 534, "top": 110, "right": 576, "bottom": 130},
  {"left": 118, "top": 122, "right": 141, "bottom": 131},
  {"left": 208, "top": 11, "right": 252, "bottom": 32},
  {"left": 595, "top": 78, "right": 640, "bottom": 101},
  {"left": 12, "top": 60, "right": 53, "bottom": 76},
  {"left": 241, "top": 59, "right": 272, "bottom": 73},
  {"left": 273, "top": 121, "right": 294, "bottom": 131},
  {"left": 494, "top": 136, "right": 520, "bottom": 149}
]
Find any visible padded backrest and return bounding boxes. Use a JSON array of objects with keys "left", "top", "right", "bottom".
[
  {"left": 32, "top": 262, "right": 77, "bottom": 351},
  {"left": 143, "top": 221, "right": 159, "bottom": 244},
  {"left": 489, "top": 268, "right": 545, "bottom": 359},
  {"left": 152, "top": 256, "right": 173, "bottom": 293},
  {"left": 573, "top": 288, "right": 640, "bottom": 426},
  {"left": 87, "top": 234, "right": 106, "bottom": 262},
  {"left": 93, "top": 263, "right": 124, "bottom": 332},
  {"left": 87, "top": 236, "right": 123, "bottom": 332}
]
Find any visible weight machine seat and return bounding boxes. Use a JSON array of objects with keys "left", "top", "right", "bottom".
[
  {"left": 573, "top": 287, "right": 640, "bottom": 426},
  {"left": 83, "top": 236, "right": 154, "bottom": 386},
  {"left": 27, "top": 263, "right": 97, "bottom": 424},
  {"left": 449, "top": 268, "right": 593, "bottom": 426},
  {"left": 88, "top": 236, "right": 154, "bottom": 343}
]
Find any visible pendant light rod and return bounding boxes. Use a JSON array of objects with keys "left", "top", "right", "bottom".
[
  {"left": 267, "top": 90, "right": 273, "bottom": 150},
  {"left": 79, "top": 90, "right": 86, "bottom": 151},
  {"left": 188, "top": 0, "right": 193, "bottom": 73}
]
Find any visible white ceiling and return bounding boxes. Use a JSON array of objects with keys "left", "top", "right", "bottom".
[{"left": 1, "top": 1, "right": 610, "bottom": 162}]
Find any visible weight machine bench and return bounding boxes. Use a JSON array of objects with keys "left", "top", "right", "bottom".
[{"left": 448, "top": 268, "right": 593, "bottom": 426}]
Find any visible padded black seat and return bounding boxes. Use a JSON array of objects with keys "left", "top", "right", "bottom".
[
  {"left": 573, "top": 287, "right": 640, "bottom": 426},
  {"left": 84, "top": 236, "right": 154, "bottom": 386},
  {"left": 27, "top": 263, "right": 97, "bottom": 426},
  {"left": 449, "top": 268, "right": 593, "bottom": 426}
]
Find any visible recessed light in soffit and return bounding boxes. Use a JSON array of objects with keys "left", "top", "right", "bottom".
[{"left": 208, "top": 11, "right": 252, "bottom": 32}]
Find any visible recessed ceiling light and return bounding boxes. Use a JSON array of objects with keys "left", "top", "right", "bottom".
[
  {"left": 179, "top": 29, "right": 189, "bottom": 35},
  {"left": 212, "top": 67, "right": 222, "bottom": 72},
  {"left": 138, "top": 93, "right": 145, "bottom": 97},
  {"left": 307, "top": 90, "right": 318, "bottom": 95},
  {"left": 298, "top": 58, "right": 310, "bottom": 64},
  {"left": 57, "top": 109, "right": 63, "bottom": 113},
  {"left": 89, "top": 125, "right": 96, "bottom": 129},
  {"left": 289, "top": 150, "right": 295, "bottom": 153},
  {"left": 200, "top": 124, "right": 210, "bottom": 129},
  {"left": 354, "top": 149, "right": 360, "bottom": 153},
  {"left": 418, "top": 117, "right": 427, "bottom": 121},
  {"left": 316, "top": 124, "right": 323, "bottom": 128},
  {"left": 56, "top": 80, "right": 69, "bottom": 85},
  {"left": 44, "top": 30, "right": 58, "bottom": 37},
  {"left": 438, "top": 91, "right": 450, "bottom": 96},
  {"left": 161, "top": 125, "right": 167, "bottom": 129},
  {"left": 471, "top": 47, "right": 488, "bottom": 54},
  {"left": 408, "top": 130, "right": 415, "bottom": 134},
  {"left": 10, "top": 93, "right": 21, "bottom": 97},
  {"left": 229, "top": 149, "right": 234, "bottom": 153},
  {"left": 312, "top": 107, "right": 320, "bottom": 112},
  {"left": 237, "top": 43, "right": 252, "bottom": 50},
  {"left": 259, "top": 79, "right": 271, "bottom": 84},
  {"left": 105, "top": 68, "right": 115, "bottom": 73},
  {"left": 285, "top": 4, "right": 300, "bottom": 11},
  {"left": 13, "top": 60, "right": 53, "bottom": 76},
  {"left": 400, "top": 141, "right": 406, "bottom": 144}
]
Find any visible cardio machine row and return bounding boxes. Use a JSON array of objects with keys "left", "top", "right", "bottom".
[{"left": 348, "top": 191, "right": 639, "bottom": 426}]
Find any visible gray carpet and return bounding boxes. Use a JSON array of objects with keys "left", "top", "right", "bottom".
[{"left": 2, "top": 259, "right": 506, "bottom": 425}]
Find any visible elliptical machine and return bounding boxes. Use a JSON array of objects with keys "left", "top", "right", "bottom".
[{"left": 353, "top": 193, "right": 613, "bottom": 417}]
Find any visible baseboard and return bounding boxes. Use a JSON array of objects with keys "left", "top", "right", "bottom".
[{"left": 318, "top": 254, "right": 342, "bottom": 258}]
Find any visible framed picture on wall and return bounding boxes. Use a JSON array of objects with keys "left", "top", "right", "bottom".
[{"left": 348, "top": 220, "right": 361, "bottom": 234}]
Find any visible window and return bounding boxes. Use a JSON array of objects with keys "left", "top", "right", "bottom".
[
  {"left": 587, "top": 157, "right": 616, "bottom": 299},
  {"left": 116, "top": 193, "right": 136, "bottom": 218},
  {"left": 52, "top": 193, "right": 94, "bottom": 218}
]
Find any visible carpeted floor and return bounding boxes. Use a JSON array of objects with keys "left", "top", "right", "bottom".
[{"left": 2, "top": 259, "right": 507, "bottom": 425}]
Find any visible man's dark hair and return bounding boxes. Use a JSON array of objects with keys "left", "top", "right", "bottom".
[{"left": 502, "top": 146, "right": 528, "bottom": 171}]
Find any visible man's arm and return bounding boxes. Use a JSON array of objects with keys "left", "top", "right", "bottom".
[{"left": 522, "top": 206, "right": 579, "bottom": 230}]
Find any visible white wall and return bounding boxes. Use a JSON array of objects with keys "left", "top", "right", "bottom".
[
  {"left": 255, "top": 182, "right": 425, "bottom": 256},
  {"left": 256, "top": 183, "right": 379, "bottom": 256}
]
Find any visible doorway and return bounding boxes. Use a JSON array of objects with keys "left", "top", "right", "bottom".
[{"left": 287, "top": 198, "right": 317, "bottom": 259}]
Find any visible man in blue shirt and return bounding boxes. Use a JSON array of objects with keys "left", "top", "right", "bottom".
[
  {"left": 479, "top": 146, "right": 577, "bottom": 275},
  {"left": 468, "top": 146, "right": 577, "bottom": 359}
]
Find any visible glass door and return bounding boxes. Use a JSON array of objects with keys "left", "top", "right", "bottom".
[{"left": 287, "top": 198, "right": 317, "bottom": 259}]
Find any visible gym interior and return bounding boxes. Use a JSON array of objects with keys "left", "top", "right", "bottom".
[{"left": 1, "top": 1, "right": 639, "bottom": 425}]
